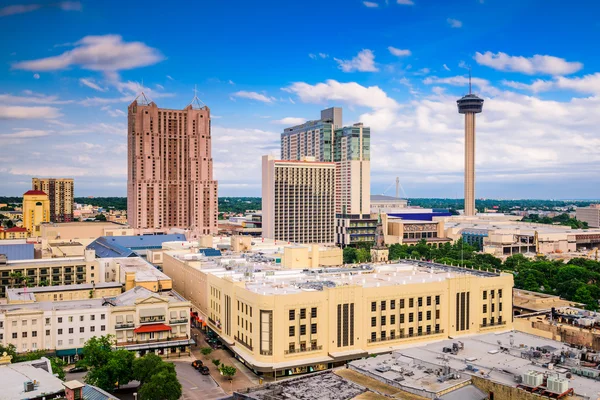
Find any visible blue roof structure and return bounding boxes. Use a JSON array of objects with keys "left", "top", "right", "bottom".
[
  {"left": 82, "top": 384, "right": 118, "bottom": 400},
  {"left": 198, "top": 248, "right": 222, "bottom": 257},
  {"left": 86, "top": 234, "right": 186, "bottom": 258},
  {"left": 387, "top": 209, "right": 452, "bottom": 222},
  {"left": 0, "top": 243, "right": 34, "bottom": 261}
]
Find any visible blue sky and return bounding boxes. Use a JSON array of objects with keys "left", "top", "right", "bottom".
[{"left": 1, "top": 0, "right": 599, "bottom": 199}]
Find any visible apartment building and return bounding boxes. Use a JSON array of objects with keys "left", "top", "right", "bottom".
[
  {"left": 0, "top": 286, "right": 192, "bottom": 362},
  {"left": 163, "top": 254, "right": 513, "bottom": 378},
  {"left": 127, "top": 99, "right": 218, "bottom": 235},
  {"left": 262, "top": 155, "right": 336, "bottom": 244},
  {"left": 576, "top": 204, "right": 600, "bottom": 228},
  {"left": 32, "top": 178, "right": 74, "bottom": 223}
]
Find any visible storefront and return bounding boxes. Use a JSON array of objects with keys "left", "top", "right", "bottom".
[{"left": 56, "top": 348, "right": 84, "bottom": 364}]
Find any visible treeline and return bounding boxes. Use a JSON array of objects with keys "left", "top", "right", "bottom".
[
  {"left": 407, "top": 198, "right": 596, "bottom": 213},
  {"left": 522, "top": 213, "right": 588, "bottom": 229},
  {"left": 344, "top": 239, "right": 600, "bottom": 311}
]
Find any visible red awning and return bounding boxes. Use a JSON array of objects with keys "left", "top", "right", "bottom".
[{"left": 134, "top": 324, "right": 172, "bottom": 334}]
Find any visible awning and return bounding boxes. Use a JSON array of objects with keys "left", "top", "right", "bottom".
[
  {"left": 56, "top": 348, "right": 84, "bottom": 357},
  {"left": 139, "top": 308, "right": 165, "bottom": 318},
  {"left": 134, "top": 323, "right": 172, "bottom": 333}
]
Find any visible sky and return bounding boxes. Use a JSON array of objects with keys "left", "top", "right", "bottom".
[{"left": 1, "top": 0, "right": 599, "bottom": 199}]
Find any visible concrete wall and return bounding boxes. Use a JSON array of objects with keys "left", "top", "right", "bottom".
[{"left": 471, "top": 375, "right": 586, "bottom": 400}]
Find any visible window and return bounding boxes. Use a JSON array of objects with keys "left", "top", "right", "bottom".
[
  {"left": 408, "top": 327, "right": 414, "bottom": 337},
  {"left": 32, "top": 319, "right": 37, "bottom": 325},
  {"left": 58, "top": 329, "right": 63, "bottom": 335},
  {"left": 491, "top": 290, "right": 495, "bottom": 299},
  {"left": 499, "top": 303, "right": 503, "bottom": 312},
  {"left": 58, "top": 340, "right": 63, "bottom": 346},
  {"left": 32, "top": 331, "right": 37, "bottom": 337},
  {"left": 80, "top": 327, "right": 85, "bottom": 333},
  {"left": 381, "top": 331, "right": 386, "bottom": 339},
  {"left": 69, "top": 339, "right": 74, "bottom": 345},
  {"left": 400, "top": 299, "right": 405, "bottom": 308},
  {"left": 491, "top": 303, "right": 495, "bottom": 312},
  {"left": 409, "top": 298, "right": 414, "bottom": 308},
  {"left": 289, "top": 343, "right": 295, "bottom": 352},
  {"left": 426, "top": 325, "right": 431, "bottom": 334},
  {"left": 427, "top": 296, "right": 431, "bottom": 306},
  {"left": 68, "top": 316, "right": 73, "bottom": 322},
  {"left": 91, "top": 326, "right": 95, "bottom": 332},
  {"left": 418, "top": 297, "right": 423, "bottom": 307},
  {"left": 426, "top": 311, "right": 431, "bottom": 321},
  {"left": 371, "top": 317, "right": 376, "bottom": 327},
  {"left": 22, "top": 320, "right": 27, "bottom": 326},
  {"left": 311, "top": 307, "right": 317, "bottom": 318},
  {"left": 498, "top": 316, "right": 503, "bottom": 324},
  {"left": 46, "top": 330, "right": 50, "bottom": 336},
  {"left": 381, "top": 316, "right": 386, "bottom": 326},
  {"left": 12, "top": 333, "right": 17, "bottom": 339},
  {"left": 482, "top": 318, "right": 487, "bottom": 326},
  {"left": 418, "top": 326, "right": 422, "bottom": 335},
  {"left": 483, "top": 291, "right": 487, "bottom": 300},
  {"left": 390, "top": 330, "right": 395, "bottom": 339},
  {"left": 101, "top": 325, "right": 105, "bottom": 331},
  {"left": 289, "top": 310, "right": 295, "bottom": 321},
  {"left": 80, "top": 316, "right": 84, "bottom": 322},
  {"left": 371, "top": 332, "right": 376, "bottom": 341},
  {"left": 300, "top": 325, "right": 306, "bottom": 335},
  {"left": 101, "top": 314, "right": 105, "bottom": 320},
  {"left": 499, "top": 289, "right": 503, "bottom": 298},
  {"left": 69, "top": 328, "right": 73, "bottom": 334},
  {"left": 371, "top": 302, "right": 376, "bottom": 312},
  {"left": 300, "top": 309, "right": 306, "bottom": 319},
  {"left": 381, "top": 301, "right": 386, "bottom": 311},
  {"left": 0, "top": 334, "right": 2, "bottom": 340},
  {"left": 22, "top": 332, "right": 27, "bottom": 338},
  {"left": 435, "top": 295, "right": 440, "bottom": 305},
  {"left": 45, "top": 318, "right": 50, "bottom": 325},
  {"left": 409, "top": 313, "right": 414, "bottom": 323},
  {"left": 390, "top": 300, "right": 396, "bottom": 310},
  {"left": 289, "top": 326, "right": 295, "bottom": 337},
  {"left": 436, "top": 310, "right": 440, "bottom": 319},
  {"left": 483, "top": 304, "right": 487, "bottom": 313},
  {"left": 418, "top": 312, "right": 422, "bottom": 322},
  {"left": 491, "top": 316, "right": 495, "bottom": 325},
  {"left": 311, "top": 323, "right": 317, "bottom": 334},
  {"left": 400, "top": 314, "right": 405, "bottom": 323},
  {"left": 390, "top": 315, "right": 396, "bottom": 325},
  {"left": 12, "top": 321, "right": 16, "bottom": 327},
  {"left": 435, "top": 324, "right": 440, "bottom": 333}
]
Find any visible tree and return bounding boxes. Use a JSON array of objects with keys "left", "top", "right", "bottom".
[
  {"left": 200, "top": 347, "right": 213, "bottom": 357},
  {"left": 49, "top": 357, "right": 66, "bottom": 380},
  {"left": 572, "top": 286, "right": 598, "bottom": 311},
  {"left": 94, "top": 214, "right": 107, "bottom": 221},
  {"left": 0, "top": 344, "right": 17, "bottom": 361},
  {"left": 80, "top": 335, "right": 114, "bottom": 369},
  {"left": 212, "top": 359, "right": 221, "bottom": 368},
  {"left": 138, "top": 370, "right": 182, "bottom": 400},
  {"left": 355, "top": 248, "right": 371, "bottom": 263},
  {"left": 343, "top": 247, "right": 357, "bottom": 264},
  {"left": 219, "top": 364, "right": 237, "bottom": 380},
  {"left": 133, "top": 354, "right": 174, "bottom": 386},
  {"left": 85, "top": 349, "right": 134, "bottom": 392},
  {"left": 5, "top": 219, "right": 14, "bottom": 228}
]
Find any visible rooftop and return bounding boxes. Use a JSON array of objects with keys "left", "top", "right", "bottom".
[
  {"left": 23, "top": 190, "right": 47, "bottom": 196},
  {"left": 513, "top": 289, "right": 583, "bottom": 312},
  {"left": 115, "top": 256, "right": 171, "bottom": 283},
  {"left": 87, "top": 234, "right": 186, "bottom": 258},
  {"left": 6, "top": 282, "right": 122, "bottom": 302},
  {"left": 0, "top": 358, "right": 65, "bottom": 400}
]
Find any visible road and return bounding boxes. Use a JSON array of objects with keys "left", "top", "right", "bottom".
[{"left": 173, "top": 360, "right": 227, "bottom": 400}]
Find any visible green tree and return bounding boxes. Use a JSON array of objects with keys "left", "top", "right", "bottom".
[
  {"left": 355, "top": 248, "right": 371, "bottom": 263},
  {"left": 85, "top": 349, "right": 134, "bottom": 391},
  {"left": 219, "top": 364, "right": 237, "bottom": 380},
  {"left": 0, "top": 344, "right": 17, "bottom": 360},
  {"left": 343, "top": 247, "right": 357, "bottom": 264},
  {"left": 5, "top": 219, "right": 14, "bottom": 228},
  {"left": 138, "top": 369, "right": 182, "bottom": 400},
  {"left": 572, "top": 286, "right": 598, "bottom": 311},
  {"left": 212, "top": 359, "right": 221, "bottom": 367},
  {"left": 49, "top": 357, "right": 66, "bottom": 380},
  {"left": 133, "top": 354, "right": 174, "bottom": 386},
  {"left": 94, "top": 214, "right": 107, "bottom": 221},
  {"left": 200, "top": 347, "right": 213, "bottom": 357},
  {"left": 80, "top": 335, "right": 114, "bottom": 369}
]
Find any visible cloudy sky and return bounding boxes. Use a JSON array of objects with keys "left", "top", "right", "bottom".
[{"left": 1, "top": 0, "right": 599, "bottom": 199}]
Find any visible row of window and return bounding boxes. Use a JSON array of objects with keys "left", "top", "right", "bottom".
[
  {"left": 371, "top": 296, "right": 441, "bottom": 312},
  {"left": 289, "top": 323, "right": 318, "bottom": 336},
  {"left": 371, "top": 324, "right": 441, "bottom": 341},
  {"left": 482, "top": 303, "right": 503, "bottom": 313},
  {"left": 482, "top": 289, "right": 502, "bottom": 300},
  {"left": 371, "top": 310, "right": 440, "bottom": 326},
  {"left": 289, "top": 307, "right": 318, "bottom": 321}
]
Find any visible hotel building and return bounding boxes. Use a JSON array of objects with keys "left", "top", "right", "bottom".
[
  {"left": 163, "top": 253, "right": 513, "bottom": 377},
  {"left": 262, "top": 155, "right": 336, "bottom": 244},
  {"left": 32, "top": 178, "right": 74, "bottom": 223},
  {"left": 127, "top": 97, "right": 218, "bottom": 235},
  {"left": 22, "top": 190, "right": 50, "bottom": 237}
]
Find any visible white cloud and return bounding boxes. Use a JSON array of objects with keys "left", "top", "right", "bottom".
[
  {"left": 13, "top": 35, "right": 164, "bottom": 72},
  {"left": 33, "top": 73, "right": 40, "bottom": 79},
  {"left": 318, "top": 53, "right": 328, "bottom": 59},
  {"left": 0, "top": 105, "right": 62, "bottom": 119},
  {"left": 284, "top": 79, "right": 399, "bottom": 110},
  {"left": 447, "top": 18, "right": 462, "bottom": 28},
  {"left": 554, "top": 73, "right": 600, "bottom": 94},
  {"left": 79, "top": 78, "right": 107, "bottom": 92},
  {"left": 309, "top": 53, "right": 329, "bottom": 59},
  {"left": 388, "top": 47, "right": 411, "bottom": 57},
  {"left": 474, "top": 51, "right": 583, "bottom": 76},
  {"left": 415, "top": 68, "right": 431, "bottom": 76},
  {"left": 272, "top": 117, "right": 306, "bottom": 125},
  {"left": 397, "top": 0, "right": 414, "bottom": 4},
  {"left": 107, "top": 109, "right": 126, "bottom": 117},
  {"left": 232, "top": 91, "right": 275, "bottom": 103},
  {"left": 0, "top": 2, "right": 80, "bottom": 17},
  {"left": 363, "top": 1, "right": 379, "bottom": 7},
  {"left": 0, "top": 92, "right": 72, "bottom": 105},
  {"left": 335, "top": 49, "right": 378, "bottom": 72},
  {"left": 423, "top": 75, "right": 499, "bottom": 96},
  {"left": 166, "top": 75, "right": 174, "bottom": 80},
  {"left": 309, "top": 53, "right": 317, "bottom": 59},
  {"left": 502, "top": 79, "right": 554, "bottom": 93},
  {"left": 228, "top": 80, "right": 235, "bottom": 85},
  {"left": 57, "top": 2, "right": 82, "bottom": 11},
  {"left": 0, "top": 129, "right": 50, "bottom": 139},
  {"left": 443, "top": 64, "right": 450, "bottom": 71}
]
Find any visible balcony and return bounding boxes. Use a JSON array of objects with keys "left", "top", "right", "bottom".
[
  {"left": 260, "top": 350, "right": 272, "bottom": 356},
  {"left": 139, "top": 316, "right": 165, "bottom": 324},
  {"left": 367, "top": 330, "right": 444, "bottom": 343},
  {"left": 169, "top": 318, "right": 189, "bottom": 325},
  {"left": 115, "top": 323, "right": 135, "bottom": 330},
  {"left": 480, "top": 321, "right": 506, "bottom": 329},
  {"left": 234, "top": 336, "right": 253, "bottom": 351},
  {"left": 284, "top": 345, "right": 322, "bottom": 355}
]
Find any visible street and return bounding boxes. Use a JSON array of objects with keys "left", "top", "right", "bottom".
[{"left": 173, "top": 360, "right": 227, "bottom": 400}]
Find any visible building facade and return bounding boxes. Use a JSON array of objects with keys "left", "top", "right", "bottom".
[
  {"left": 22, "top": 190, "right": 50, "bottom": 237},
  {"left": 576, "top": 204, "right": 600, "bottom": 228},
  {"left": 262, "top": 156, "right": 336, "bottom": 244},
  {"left": 32, "top": 178, "right": 74, "bottom": 223},
  {"left": 162, "top": 255, "right": 513, "bottom": 377},
  {"left": 127, "top": 99, "right": 218, "bottom": 235}
]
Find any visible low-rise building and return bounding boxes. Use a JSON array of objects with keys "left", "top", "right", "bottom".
[
  {"left": 576, "top": 204, "right": 600, "bottom": 228},
  {"left": 382, "top": 214, "right": 450, "bottom": 247},
  {"left": 0, "top": 357, "right": 66, "bottom": 400},
  {"left": 0, "top": 227, "right": 29, "bottom": 240},
  {"left": 6, "top": 282, "right": 123, "bottom": 304}
]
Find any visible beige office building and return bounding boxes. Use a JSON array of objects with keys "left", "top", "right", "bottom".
[
  {"left": 127, "top": 98, "right": 218, "bottom": 235},
  {"left": 262, "top": 155, "right": 335, "bottom": 244},
  {"left": 576, "top": 204, "right": 600, "bottom": 228},
  {"left": 32, "top": 178, "right": 74, "bottom": 223},
  {"left": 163, "top": 254, "right": 513, "bottom": 377}
]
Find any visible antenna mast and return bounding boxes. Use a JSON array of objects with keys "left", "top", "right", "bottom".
[
  {"left": 189, "top": 84, "right": 206, "bottom": 109},
  {"left": 468, "top": 67, "right": 472, "bottom": 94}
]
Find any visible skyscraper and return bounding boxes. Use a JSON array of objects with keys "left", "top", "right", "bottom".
[
  {"left": 32, "top": 178, "right": 74, "bottom": 222},
  {"left": 127, "top": 95, "right": 218, "bottom": 235},
  {"left": 262, "top": 155, "right": 335, "bottom": 244},
  {"left": 457, "top": 76, "right": 484, "bottom": 217}
]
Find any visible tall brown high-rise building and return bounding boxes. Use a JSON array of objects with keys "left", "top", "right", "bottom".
[
  {"left": 457, "top": 76, "right": 484, "bottom": 217},
  {"left": 127, "top": 96, "right": 218, "bottom": 234},
  {"left": 32, "top": 178, "right": 74, "bottom": 222}
]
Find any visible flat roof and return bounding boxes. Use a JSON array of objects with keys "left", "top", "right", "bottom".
[
  {"left": 0, "top": 358, "right": 65, "bottom": 400},
  {"left": 513, "top": 289, "right": 582, "bottom": 311},
  {"left": 114, "top": 257, "right": 171, "bottom": 283},
  {"left": 6, "top": 282, "right": 122, "bottom": 302}
]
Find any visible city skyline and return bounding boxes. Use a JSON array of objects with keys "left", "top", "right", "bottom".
[{"left": 1, "top": 0, "right": 600, "bottom": 199}]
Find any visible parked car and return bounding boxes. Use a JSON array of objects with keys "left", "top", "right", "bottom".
[
  {"left": 68, "top": 366, "right": 88, "bottom": 373},
  {"left": 200, "top": 366, "right": 210, "bottom": 375},
  {"left": 191, "top": 360, "right": 203, "bottom": 370}
]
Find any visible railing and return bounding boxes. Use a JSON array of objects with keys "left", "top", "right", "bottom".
[
  {"left": 115, "top": 323, "right": 135, "bottom": 329},
  {"left": 234, "top": 336, "right": 253, "bottom": 351},
  {"left": 284, "top": 345, "right": 322, "bottom": 355},
  {"left": 260, "top": 350, "right": 273, "bottom": 356},
  {"left": 480, "top": 321, "right": 506, "bottom": 328},
  {"left": 367, "top": 329, "right": 444, "bottom": 343},
  {"left": 140, "top": 316, "right": 165, "bottom": 324},
  {"left": 169, "top": 318, "right": 189, "bottom": 324}
]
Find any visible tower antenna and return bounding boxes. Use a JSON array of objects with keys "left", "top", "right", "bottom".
[
  {"left": 189, "top": 84, "right": 206, "bottom": 109},
  {"left": 468, "top": 67, "right": 472, "bottom": 94},
  {"left": 134, "top": 78, "right": 152, "bottom": 105}
]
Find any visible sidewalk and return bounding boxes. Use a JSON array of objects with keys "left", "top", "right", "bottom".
[{"left": 190, "top": 326, "right": 260, "bottom": 394}]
